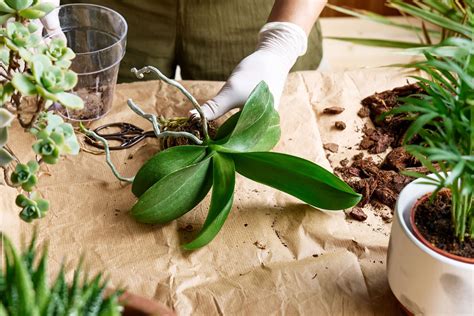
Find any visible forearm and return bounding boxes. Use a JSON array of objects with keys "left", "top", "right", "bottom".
[{"left": 268, "top": 0, "right": 327, "bottom": 35}]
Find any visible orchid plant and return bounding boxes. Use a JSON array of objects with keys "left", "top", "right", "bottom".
[{"left": 0, "top": 0, "right": 83, "bottom": 222}]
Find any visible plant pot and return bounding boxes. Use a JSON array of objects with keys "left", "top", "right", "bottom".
[
  {"left": 387, "top": 174, "right": 474, "bottom": 315},
  {"left": 120, "top": 292, "right": 175, "bottom": 316},
  {"left": 43, "top": 4, "right": 128, "bottom": 121}
]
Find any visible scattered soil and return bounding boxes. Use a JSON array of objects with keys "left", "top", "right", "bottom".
[
  {"left": 360, "top": 83, "right": 424, "bottom": 148},
  {"left": 160, "top": 117, "right": 217, "bottom": 149},
  {"left": 334, "top": 121, "right": 346, "bottom": 130},
  {"left": 253, "top": 241, "right": 267, "bottom": 250},
  {"left": 333, "top": 84, "right": 427, "bottom": 211},
  {"left": 323, "top": 143, "right": 339, "bottom": 153},
  {"left": 323, "top": 106, "right": 345, "bottom": 115},
  {"left": 349, "top": 207, "right": 367, "bottom": 221},
  {"left": 414, "top": 190, "right": 474, "bottom": 259}
]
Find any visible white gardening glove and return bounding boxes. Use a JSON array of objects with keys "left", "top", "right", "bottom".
[
  {"left": 32, "top": 0, "right": 66, "bottom": 41},
  {"left": 192, "top": 22, "right": 308, "bottom": 120}
]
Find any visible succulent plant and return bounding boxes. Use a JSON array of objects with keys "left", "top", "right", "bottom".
[
  {"left": 0, "top": 233, "right": 123, "bottom": 314},
  {"left": 0, "top": 107, "right": 14, "bottom": 166},
  {"left": 12, "top": 54, "right": 83, "bottom": 109},
  {"left": 40, "top": 38, "right": 75, "bottom": 68},
  {"left": 15, "top": 192, "right": 48, "bottom": 221},
  {"left": 0, "top": 0, "right": 56, "bottom": 23},
  {"left": 1, "top": 21, "right": 40, "bottom": 60},
  {"left": 10, "top": 160, "right": 38, "bottom": 191}
]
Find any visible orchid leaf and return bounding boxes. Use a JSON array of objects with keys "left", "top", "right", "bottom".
[
  {"left": 232, "top": 152, "right": 361, "bottom": 210},
  {"left": 183, "top": 153, "right": 235, "bottom": 250},
  {"left": 131, "top": 157, "right": 213, "bottom": 224}
]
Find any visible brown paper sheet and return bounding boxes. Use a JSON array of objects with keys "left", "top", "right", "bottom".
[{"left": 1, "top": 69, "right": 413, "bottom": 315}]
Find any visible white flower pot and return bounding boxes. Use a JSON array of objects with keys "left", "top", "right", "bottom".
[{"left": 387, "top": 176, "right": 474, "bottom": 315}]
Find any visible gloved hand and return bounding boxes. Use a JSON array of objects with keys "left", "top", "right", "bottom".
[
  {"left": 192, "top": 21, "right": 308, "bottom": 120},
  {"left": 31, "top": 0, "right": 65, "bottom": 41}
]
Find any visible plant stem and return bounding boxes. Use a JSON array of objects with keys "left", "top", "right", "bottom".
[
  {"left": 130, "top": 66, "right": 210, "bottom": 141},
  {"left": 79, "top": 124, "right": 134, "bottom": 183}
]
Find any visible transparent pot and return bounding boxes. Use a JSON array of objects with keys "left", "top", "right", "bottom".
[{"left": 44, "top": 4, "right": 127, "bottom": 121}]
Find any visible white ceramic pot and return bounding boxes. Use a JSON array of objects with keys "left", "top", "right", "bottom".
[{"left": 387, "top": 176, "right": 474, "bottom": 315}]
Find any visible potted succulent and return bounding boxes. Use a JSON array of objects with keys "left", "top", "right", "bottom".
[
  {"left": 386, "top": 39, "right": 473, "bottom": 314},
  {"left": 0, "top": 233, "right": 175, "bottom": 315}
]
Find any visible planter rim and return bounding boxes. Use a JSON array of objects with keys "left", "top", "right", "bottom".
[
  {"left": 396, "top": 175, "right": 474, "bottom": 267},
  {"left": 409, "top": 190, "right": 474, "bottom": 264}
]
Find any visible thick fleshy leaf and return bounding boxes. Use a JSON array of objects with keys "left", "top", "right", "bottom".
[
  {"left": 56, "top": 92, "right": 84, "bottom": 109},
  {"left": 0, "top": 147, "right": 13, "bottom": 165},
  {"left": 1, "top": 235, "right": 36, "bottom": 315},
  {"left": 0, "top": 127, "right": 7, "bottom": 146},
  {"left": 183, "top": 153, "right": 235, "bottom": 250},
  {"left": 5, "top": 0, "right": 32, "bottom": 10},
  {"left": 0, "top": 108, "right": 14, "bottom": 128},
  {"left": 19, "top": 2, "right": 55, "bottom": 19},
  {"left": 62, "top": 71, "right": 78, "bottom": 90},
  {"left": 132, "top": 145, "right": 207, "bottom": 197},
  {"left": 0, "top": 12, "right": 13, "bottom": 24},
  {"left": 232, "top": 152, "right": 361, "bottom": 210},
  {"left": 218, "top": 81, "right": 275, "bottom": 152},
  {"left": 131, "top": 157, "right": 212, "bottom": 224},
  {"left": 12, "top": 73, "right": 37, "bottom": 96},
  {"left": 0, "top": 1, "right": 15, "bottom": 13},
  {"left": 214, "top": 111, "right": 241, "bottom": 141}
]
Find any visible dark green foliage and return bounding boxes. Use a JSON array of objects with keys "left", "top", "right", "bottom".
[
  {"left": 0, "top": 233, "right": 123, "bottom": 315},
  {"left": 132, "top": 82, "right": 361, "bottom": 249}
]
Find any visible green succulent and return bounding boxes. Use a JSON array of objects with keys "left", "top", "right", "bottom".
[
  {"left": 0, "top": 107, "right": 13, "bottom": 166},
  {"left": 40, "top": 38, "right": 75, "bottom": 69},
  {"left": 0, "top": 83, "right": 14, "bottom": 106},
  {"left": 0, "top": 0, "right": 55, "bottom": 23},
  {"left": 10, "top": 160, "right": 39, "bottom": 191},
  {"left": 32, "top": 131, "right": 60, "bottom": 164},
  {"left": 12, "top": 54, "right": 84, "bottom": 110},
  {"left": 0, "top": 233, "right": 123, "bottom": 315},
  {"left": 1, "top": 21, "right": 40, "bottom": 60},
  {"left": 15, "top": 192, "right": 48, "bottom": 222},
  {"left": 32, "top": 112, "right": 80, "bottom": 156}
]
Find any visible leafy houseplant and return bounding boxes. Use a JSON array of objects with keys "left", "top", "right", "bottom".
[
  {"left": 0, "top": 233, "right": 123, "bottom": 315},
  {"left": 84, "top": 66, "right": 362, "bottom": 249},
  {"left": 327, "top": 0, "right": 473, "bottom": 49},
  {"left": 387, "top": 38, "right": 473, "bottom": 244},
  {"left": 0, "top": 0, "right": 84, "bottom": 222}
]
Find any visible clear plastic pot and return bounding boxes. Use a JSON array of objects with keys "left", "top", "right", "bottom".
[{"left": 44, "top": 4, "right": 127, "bottom": 121}]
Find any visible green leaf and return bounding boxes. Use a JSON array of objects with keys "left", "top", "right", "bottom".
[
  {"left": 218, "top": 81, "right": 276, "bottom": 152},
  {"left": 132, "top": 145, "right": 207, "bottom": 197},
  {"left": 0, "top": 127, "right": 7, "bottom": 147},
  {"left": 1, "top": 235, "right": 36, "bottom": 315},
  {"left": 232, "top": 152, "right": 361, "bottom": 210},
  {"left": 5, "top": 0, "right": 32, "bottom": 11},
  {"left": 131, "top": 156, "right": 213, "bottom": 224},
  {"left": 0, "top": 108, "right": 13, "bottom": 128},
  {"left": 0, "top": 147, "right": 13, "bottom": 166},
  {"left": 0, "top": 12, "right": 13, "bottom": 24},
  {"left": 389, "top": 0, "right": 473, "bottom": 37},
  {"left": 326, "top": 36, "right": 426, "bottom": 49},
  {"left": 19, "top": 2, "right": 55, "bottom": 19},
  {"left": 214, "top": 111, "right": 241, "bottom": 141},
  {"left": 33, "top": 247, "right": 50, "bottom": 314},
  {"left": 56, "top": 92, "right": 84, "bottom": 110},
  {"left": 0, "top": 1, "right": 15, "bottom": 13},
  {"left": 12, "top": 73, "right": 37, "bottom": 96},
  {"left": 404, "top": 112, "right": 439, "bottom": 143},
  {"left": 214, "top": 108, "right": 281, "bottom": 151},
  {"left": 183, "top": 153, "right": 235, "bottom": 250}
]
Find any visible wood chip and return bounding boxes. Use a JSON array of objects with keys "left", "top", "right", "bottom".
[
  {"left": 323, "top": 107, "right": 345, "bottom": 115},
  {"left": 323, "top": 143, "right": 339, "bottom": 153},
  {"left": 357, "top": 107, "right": 370, "bottom": 118},
  {"left": 253, "top": 241, "right": 266, "bottom": 250},
  {"left": 334, "top": 121, "right": 346, "bottom": 130},
  {"left": 349, "top": 207, "right": 368, "bottom": 221}
]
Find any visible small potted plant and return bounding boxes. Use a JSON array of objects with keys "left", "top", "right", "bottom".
[
  {"left": 386, "top": 39, "right": 473, "bottom": 314},
  {"left": 0, "top": 233, "right": 175, "bottom": 315}
]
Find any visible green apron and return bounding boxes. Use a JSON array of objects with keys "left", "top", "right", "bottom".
[{"left": 63, "top": 0, "right": 323, "bottom": 82}]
